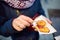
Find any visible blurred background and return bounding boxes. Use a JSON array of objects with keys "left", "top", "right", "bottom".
[
  {"left": 41, "top": 0, "right": 60, "bottom": 36},
  {"left": 0, "top": 0, "right": 60, "bottom": 40},
  {"left": 41, "top": 0, "right": 60, "bottom": 40}
]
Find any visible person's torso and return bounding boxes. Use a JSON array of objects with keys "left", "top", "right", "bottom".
[
  {"left": 0, "top": 0, "right": 40, "bottom": 40},
  {"left": 1, "top": 0, "right": 40, "bottom": 19}
]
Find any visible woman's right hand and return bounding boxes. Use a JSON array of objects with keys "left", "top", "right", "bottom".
[{"left": 12, "top": 15, "right": 33, "bottom": 31}]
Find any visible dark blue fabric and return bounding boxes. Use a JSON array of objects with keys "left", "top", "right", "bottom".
[{"left": 0, "top": 0, "right": 45, "bottom": 40}]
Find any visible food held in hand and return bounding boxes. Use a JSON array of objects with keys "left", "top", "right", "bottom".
[
  {"left": 39, "top": 27, "right": 50, "bottom": 33},
  {"left": 33, "top": 15, "right": 57, "bottom": 34},
  {"left": 36, "top": 20, "right": 50, "bottom": 33},
  {"left": 37, "top": 20, "right": 46, "bottom": 28}
]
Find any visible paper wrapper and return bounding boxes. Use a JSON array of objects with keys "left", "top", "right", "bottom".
[{"left": 33, "top": 15, "right": 57, "bottom": 34}]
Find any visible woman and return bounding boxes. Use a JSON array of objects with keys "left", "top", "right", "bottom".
[{"left": 0, "top": 0, "right": 51, "bottom": 40}]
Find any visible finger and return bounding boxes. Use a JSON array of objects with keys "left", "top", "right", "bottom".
[
  {"left": 17, "top": 18, "right": 30, "bottom": 27},
  {"left": 32, "top": 26, "right": 36, "bottom": 29},
  {"left": 34, "top": 29, "right": 38, "bottom": 31},
  {"left": 46, "top": 18, "right": 52, "bottom": 24},
  {"left": 32, "top": 26, "right": 38, "bottom": 31},
  {"left": 14, "top": 19, "right": 26, "bottom": 29},
  {"left": 42, "top": 16, "right": 52, "bottom": 24},
  {"left": 19, "top": 15, "right": 33, "bottom": 24},
  {"left": 12, "top": 22, "right": 23, "bottom": 31},
  {"left": 18, "top": 24, "right": 26, "bottom": 29}
]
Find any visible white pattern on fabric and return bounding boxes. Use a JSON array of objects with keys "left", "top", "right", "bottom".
[{"left": 4, "top": 0, "right": 35, "bottom": 9}]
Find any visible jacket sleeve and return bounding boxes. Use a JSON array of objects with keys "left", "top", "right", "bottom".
[
  {"left": 38, "top": 0, "right": 46, "bottom": 16},
  {"left": 0, "top": 2, "right": 17, "bottom": 37}
]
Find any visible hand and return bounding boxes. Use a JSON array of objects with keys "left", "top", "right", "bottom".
[
  {"left": 42, "top": 16, "right": 52, "bottom": 24},
  {"left": 12, "top": 15, "right": 33, "bottom": 31}
]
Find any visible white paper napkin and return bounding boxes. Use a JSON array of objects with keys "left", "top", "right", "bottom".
[{"left": 33, "top": 15, "right": 57, "bottom": 34}]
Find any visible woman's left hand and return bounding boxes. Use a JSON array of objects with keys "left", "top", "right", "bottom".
[{"left": 42, "top": 16, "right": 52, "bottom": 24}]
